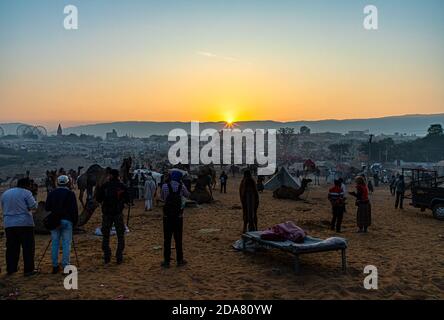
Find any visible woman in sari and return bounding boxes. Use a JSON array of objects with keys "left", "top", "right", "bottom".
[
  {"left": 349, "top": 176, "right": 372, "bottom": 233},
  {"left": 239, "top": 170, "right": 259, "bottom": 233}
]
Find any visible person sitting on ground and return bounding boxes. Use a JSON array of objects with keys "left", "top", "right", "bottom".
[
  {"left": 95, "top": 169, "right": 130, "bottom": 265},
  {"left": 45, "top": 175, "right": 79, "bottom": 274},
  {"left": 1, "top": 178, "right": 38, "bottom": 277},
  {"left": 328, "top": 180, "right": 346, "bottom": 233},
  {"left": 160, "top": 171, "right": 190, "bottom": 268}
]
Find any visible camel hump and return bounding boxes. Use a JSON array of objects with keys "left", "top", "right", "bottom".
[{"left": 86, "top": 164, "right": 104, "bottom": 174}]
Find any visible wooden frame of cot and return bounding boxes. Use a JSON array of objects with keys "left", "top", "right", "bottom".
[{"left": 241, "top": 232, "right": 347, "bottom": 274}]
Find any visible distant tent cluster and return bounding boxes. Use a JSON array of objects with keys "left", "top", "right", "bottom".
[{"left": 16, "top": 124, "right": 47, "bottom": 138}]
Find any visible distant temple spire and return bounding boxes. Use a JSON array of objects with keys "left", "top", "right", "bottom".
[{"left": 57, "top": 124, "right": 63, "bottom": 136}]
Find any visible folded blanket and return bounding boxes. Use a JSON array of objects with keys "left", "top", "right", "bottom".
[{"left": 259, "top": 221, "right": 306, "bottom": 243}]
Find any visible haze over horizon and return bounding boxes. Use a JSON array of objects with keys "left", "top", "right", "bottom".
[
  {"left": 2, "top": 112, "right": 444, "bottom": 132},
  {"left": 1, "top": 0, "right": 443, "bottom": 126}
]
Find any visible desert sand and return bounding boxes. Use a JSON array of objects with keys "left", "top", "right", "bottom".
[{"left": 0, "top": 178, "right": 443, "bottom": 300}]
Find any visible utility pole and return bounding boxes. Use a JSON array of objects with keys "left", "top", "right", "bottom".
[{"left": 368, "top": 134, "right": 374, "bottom": 175}]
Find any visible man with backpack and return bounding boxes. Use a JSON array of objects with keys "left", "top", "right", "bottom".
[
  {"left": 45, "top": 175, "right": 78, "bottom": 274},
  {"left": 95, "top": 169, "right": 130, "bottom": 264},
  {"left": 160, "top": 171, "right": 189, "bottom": 268}
]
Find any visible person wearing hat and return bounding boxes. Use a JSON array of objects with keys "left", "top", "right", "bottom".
[
  {"left": 160, "top": 170, "right": 190, "bottom": 268},
  {"left": 45, "top": 175, "right": 79, "bottom": 274}
]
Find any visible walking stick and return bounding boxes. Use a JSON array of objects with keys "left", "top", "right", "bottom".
[
  {"left": 36, "top": 238, "right": 52, "bottom": 272},
  {"left": 126, "top": 204, "right": 131, "bottom": 227},
  {"left": 71, "top": 235, "right": 80, "bottom": 268}
]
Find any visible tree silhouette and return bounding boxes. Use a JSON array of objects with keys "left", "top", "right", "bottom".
[{"left": 427, "top": 124, "right": 443, "bottom": 137}]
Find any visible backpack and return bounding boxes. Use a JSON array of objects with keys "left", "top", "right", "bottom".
[
  {"left": 43, "top": 190, "right": 69, "bottom": 231},
  {"left": 102, "top": 182, "right": 126, "bottom": 214},
  {"left": 163, "top": 183, "right": 182, "bottom": 218},
  {"left": 43, "top": 211, "right": 62, "bottom": 231}
]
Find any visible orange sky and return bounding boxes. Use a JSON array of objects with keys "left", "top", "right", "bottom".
[{"left": 1, "top": 1, "right": 443, "bottom": 128}]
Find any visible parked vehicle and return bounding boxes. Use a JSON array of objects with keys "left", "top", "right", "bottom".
[{"left": 403, "top": 168, "right": 444, "bottom": 221}]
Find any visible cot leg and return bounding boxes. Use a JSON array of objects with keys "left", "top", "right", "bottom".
[
  {"left": 294, "top": 255, "right": 300, "bottom": 274},
  {"left": 341, "top": 249, "right": 347, "bottom": 273}
]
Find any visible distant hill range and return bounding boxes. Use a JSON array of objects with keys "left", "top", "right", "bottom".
[{"left": 2, "top": 114, "right": 444, "bottom": 138}]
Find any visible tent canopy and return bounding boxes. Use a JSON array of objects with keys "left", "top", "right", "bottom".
[
  {"left": 133, "top": 169, "right": 163, "bottom": 185},
  {"left": 264, "top": 167, "right": 301, "bottom": 191}
]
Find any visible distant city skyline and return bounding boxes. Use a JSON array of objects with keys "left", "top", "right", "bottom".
[{"left": 1, "top": 0, "right": 443, "bottom": 126}]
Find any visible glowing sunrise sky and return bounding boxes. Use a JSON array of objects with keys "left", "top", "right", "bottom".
[{"left": 0, "top": 0, "right": 443, "bottom": 128}]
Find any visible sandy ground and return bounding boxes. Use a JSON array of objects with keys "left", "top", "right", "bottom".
[{"left": 0, "top": 178, "right": 443, "bottom": 300}]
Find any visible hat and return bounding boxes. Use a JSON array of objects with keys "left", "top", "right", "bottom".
[{"left": 57, "top": 175, "right": 70, "bottom": 186}]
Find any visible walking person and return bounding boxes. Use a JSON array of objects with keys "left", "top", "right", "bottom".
[
  {"left": 395, "top": 175, "right": 406, "bottom": 209},
  {"left": 314, "top": 168, "right": 321, "bottom": 186},
  {"left": 45, "top": 175, "right": 79, "bottom": 274},
  {"left": 144, "top": 173, "right": 157, "bottom": 211},
  {"left": 240, "top": 170, "right": 259, "bottom": 233},
  {"left": 138, "top": 173, "right": 146, "bottom": 200},
  {"left": 95, "top": 169, "right": 130, "bottom": 264},
  {"left": 349, "top": 176, "right": 372, "bottom": 233},
  {"left": 328, "top": 180, "right": 346, "bottom": 233},
  {"left": 338, "top": 178, "right": 347, "bottom": 212},
  {"left": 257, "top": 176, "right": 265, "bottom": 193},
  {"left": 219, "top": 171, "right": 228, "bottom": 194},
  {"left": 1, "top": 178, "right": 38, "bottom": 276},
  {"left": 367, "top": 179, "right": 374, "bottom": 194},
  {"left": 160, "top": 171, "right": 190, "bottom": 268},
  {"left": 389, "top": 175, "right": 397, "bottom": 196}
]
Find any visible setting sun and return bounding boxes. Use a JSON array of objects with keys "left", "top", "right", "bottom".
[{"left": 224, "top": 119, "right": 235, "bottom": 129}]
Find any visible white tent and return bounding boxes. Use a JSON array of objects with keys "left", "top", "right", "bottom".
[
  {"left": 264, "top": 167, "right": 301, "bottom": 191},
  {"left": 133, "top": 169, "right": 163, "bottom": 185}
]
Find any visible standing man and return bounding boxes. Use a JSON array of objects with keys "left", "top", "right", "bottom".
[
  {"left": 373, "top": 173, "right": 380, "bottom": 188},
  {"left": 1, "top": 178, "right": 38, "bottom": 276},
  {"left": 160, "top": 171, "right": 189, "bottom": 268},
  {"left": 395, "top": 175, "right": 406, "bottom": 210},
  {"left": 314, "top": 168, "right": 321, "bottom": 186},
  {"left": 96, "top": 169, "right": 129, "bottom": 265},
  {"left": 219, "top": 171, "right": 228, "bottom": 194},
  {"left": 328, "top": 180, "right": 346, "bottom": 233},
  {"left": 45, "top": 175, "right": 79, "bottom": 274},
  {"left": 144, "top": 173, "right": 157, "bottom": 211},
  {"left": 389, "top": 175, "right": 397, "bottom": 196}
]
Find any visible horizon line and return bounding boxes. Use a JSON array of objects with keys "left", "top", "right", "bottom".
[{"left": 1, "top": 112, "right": 444, "bottom": 130}]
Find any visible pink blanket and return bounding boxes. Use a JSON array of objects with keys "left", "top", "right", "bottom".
[{"left": 259, "top": 221, "right": 306, "bottom": 243}]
